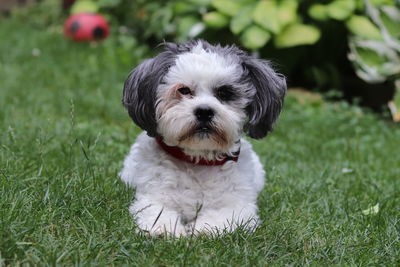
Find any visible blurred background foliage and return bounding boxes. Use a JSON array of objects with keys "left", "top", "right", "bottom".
[
  {"left": 3, "top": 0, "right": 400, "bottom": 115},
  {"left": 72, "top": 0, "right": 400, "bottom": 114}
]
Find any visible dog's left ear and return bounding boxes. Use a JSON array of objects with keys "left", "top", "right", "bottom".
[
  {"left": 242, "top": 57, "right": 287, "bottom": 139},
  {"left": 122, "top": 44, "right": 178, "bottom": 137}
]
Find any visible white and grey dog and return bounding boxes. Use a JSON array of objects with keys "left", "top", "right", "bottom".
[{"left": 120, "top": 40, "right": 286, "bottom": 236}]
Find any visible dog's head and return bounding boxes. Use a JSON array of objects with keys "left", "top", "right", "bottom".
[{"left": 123, "top": 40, "right": 286, "bottom": 154}]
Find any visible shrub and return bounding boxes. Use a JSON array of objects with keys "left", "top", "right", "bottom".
[{"left": 73, "top": 0, "right": 400, "bottom": 112}]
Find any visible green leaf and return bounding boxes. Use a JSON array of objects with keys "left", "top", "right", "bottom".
[
  {"left": 356, "top": 47, "right": 387, "bottom": 66},
  {"left": 346, "top": 15, "right": 383, "bottom": 40},
  {"left": 177, "top": 15, "right": 199, "bottom": 38},
  {"left": 348, "top": 38, "right": 400, "bottom": 82},
  {"left": 173, "top": 2, "right": 197, "bottom": 14},
  {"left": 240, "top": 25, "right": 271, "bottom": 50},
  {"left": 71, "top": 0, "right": 99, "bottom": 14},
  {"left": 355, "top": 0, "right": 364, "bottom": 10},
  {"left": 212, "top": 0, "right": 244, "bottom": 16},
  {"left": 230, "top": 6, "right": 253, "bottom": 34},
  {"left": 327, "top": 0, "right": 356, "bottom": 20},
  {"left": 275, "top": 24, "right": 321, "bottom": 48},
  {"left": 97, "top": 0, "right": 121, "bottom": 8},
  {"left": 203, "top": 12, "right": 229, "bottom": 29},
  {"left": 370, "top": 0, "right": 395, "bottom": 5},
  {"left": 174, "top": 0, "right": 210, "bottom": 12},
  {"left": 380, "top": 6, "right": 400, "bottom": 37},
  {"left": 253, "top": 0, "right": 280, "bottom": 34},
  {"left": 188, "top": 0, "right": 212, "bottom": 6},
  {"left": 277, "top": 0, "right": 299, "bottom": 28},
  {"left": 308, "top": 4, "right": 329, "bottom": 21}
]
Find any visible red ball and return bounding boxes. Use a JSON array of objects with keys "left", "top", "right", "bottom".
[{"left": 64, "top": 13, "right": 109, "bottom": 42}]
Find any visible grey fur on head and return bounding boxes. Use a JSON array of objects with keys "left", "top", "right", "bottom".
[
  {"left": 122, "top": 44, "right": 178, "bottom": 137},
  {"left": 122, "top": 40, "right": 286, "bottom": 139},
  {"left": 241, "top": 57, "right": 287, "bottom": 139}
]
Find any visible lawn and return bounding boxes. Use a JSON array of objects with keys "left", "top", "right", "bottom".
[{"left": 1, "top": 13, "right": 399, "bottom": 266}]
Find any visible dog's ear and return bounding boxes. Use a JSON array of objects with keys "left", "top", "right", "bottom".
[
  {"left": 242, "top": 57, "right": 287, "bottom": 139},
  {"left": 122, "top": 45, "right": 177, "bottom": 137}
]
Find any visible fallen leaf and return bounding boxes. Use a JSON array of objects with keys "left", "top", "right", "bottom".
[
  {"left": 362, "top": 203, "right": 380, "bottom": 215},
  {"left": 341, "top": 168, "right": 353, "bottom": 173}
]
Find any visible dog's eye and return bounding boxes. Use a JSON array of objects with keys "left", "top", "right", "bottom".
[
  {"left": 178, "top": 87, "right": 191, "bottom": 95},
  {"left": 215, "top": 85, "right": 235, "bottom": 101}
]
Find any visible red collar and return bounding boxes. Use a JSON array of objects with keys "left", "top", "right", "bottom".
[{"left": 155, "top": 137, "right": 239, "bottom": 166}]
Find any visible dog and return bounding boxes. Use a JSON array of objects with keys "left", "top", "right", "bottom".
[{"left": 120, "top": 40, "right": 286, "bottom": 236}]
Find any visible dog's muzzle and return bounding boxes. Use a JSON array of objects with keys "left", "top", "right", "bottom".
[{"left": 194, "top": 105, "right": 214, "bottom": 123}]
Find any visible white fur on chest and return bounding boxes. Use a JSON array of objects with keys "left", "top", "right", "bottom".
[{"left": 120, "top": 133, "right": 265, "bottom": 235}]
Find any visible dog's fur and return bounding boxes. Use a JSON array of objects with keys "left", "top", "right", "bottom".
[{"left": 120, "top": 40, "right": 286, "bottom": 236}]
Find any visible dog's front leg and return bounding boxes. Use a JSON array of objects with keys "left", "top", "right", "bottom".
[{"left": 129, "top": 197, "right": 187, "bottom": 237}]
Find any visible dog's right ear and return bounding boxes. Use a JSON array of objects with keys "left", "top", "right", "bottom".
[
  {"left": 122, "top": 45, "right": 177, "bottom": 137},
  {"left": 242, "top": 57, "right": 287, "bottom": 139}
]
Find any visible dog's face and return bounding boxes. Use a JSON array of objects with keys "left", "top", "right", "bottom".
[
  {"left": 156, "top": 44, "right": 251, "bottom": 152},
  {"left": 123, "top": 40, "right": 286, "bottom": 154}
]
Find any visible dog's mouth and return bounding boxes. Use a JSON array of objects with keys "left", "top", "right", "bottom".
[
  {"left": 195, "top": 124, "right": 212, "bottom": 134},
  {"left": 178, "top": 122, "right": 228, "bottom": 145},
  {"left": 179, "top": 123, "right": 215, "bottom": 141},
  {"left": 194, "top": 125, "right": 213, "bottom": 139}
]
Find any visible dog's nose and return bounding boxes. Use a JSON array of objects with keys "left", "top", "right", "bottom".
[{"left": 194, "top": 105, "right": 214, "bottom": 122}]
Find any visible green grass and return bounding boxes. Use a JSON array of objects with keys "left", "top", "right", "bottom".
[{"left": 1, "top": 14, "right": 400, "bottom": 266}]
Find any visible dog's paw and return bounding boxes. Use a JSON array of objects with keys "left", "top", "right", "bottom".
[
  {"left": 189, "top": 218, "right": 230, "bottom": 235},
  {"left": 136, "top": 217, "right": 188, "bottom": 237}
]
